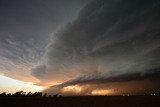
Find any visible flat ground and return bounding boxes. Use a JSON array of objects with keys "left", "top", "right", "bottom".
[{"left": 0, "top": 96, "right": 160, "bottom": 107}]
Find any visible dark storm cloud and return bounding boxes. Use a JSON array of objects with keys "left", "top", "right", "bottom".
[
  {"left": 0, "top": 0, "right": 89, "bottom": 80},
  {"left": 32, "top": 0, "right": 160, "bottom": 87},
  {"left": 59, "top": 68, "right": 160, "bottom": 87},
  {"left": 44, "top": 69, "right": 160, "bottom": 95}
]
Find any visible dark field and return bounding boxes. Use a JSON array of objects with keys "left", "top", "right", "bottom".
[{"left": 1, "top": 96, "right": 160, "bottom": 107}]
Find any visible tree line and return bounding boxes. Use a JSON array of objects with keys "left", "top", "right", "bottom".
[{"left": 0, "top": 91, "right": 60, "bottom": 97}]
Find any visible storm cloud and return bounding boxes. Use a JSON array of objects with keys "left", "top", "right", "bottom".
[
  {"left": 1, "top": 0, "right": 159, "bottom": 95},
  {"left": 0, "top": 0, "right": 89, "bottom": 82},
  {"left": 32, "top": 0, "right": 160, "bottom": 88}
]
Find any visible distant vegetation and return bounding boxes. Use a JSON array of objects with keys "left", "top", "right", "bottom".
[{"left": 0, "top": 91, "right": 60, "bottom": 97}]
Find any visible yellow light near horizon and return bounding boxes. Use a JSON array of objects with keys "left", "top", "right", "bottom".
[
  {"left": 91, "top": 89, "right": 114, "bottom": 95},
  {"left": 62, "top": 85, "right": 82, "bottom": 93},
  {"left": 0, "top": 75, "right": 44, "bottom": 93}
]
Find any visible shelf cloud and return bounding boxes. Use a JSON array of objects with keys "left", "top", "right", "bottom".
[{"left": 31, "top": 0, "right": 160, "bottom": 94}]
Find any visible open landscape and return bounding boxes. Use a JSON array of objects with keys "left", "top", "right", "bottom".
[
  {"left": 1, "top": 96, "right": 160, "bottom": 107},
  {"left": 1, "top": 0, "right": 160, "bottom": 106}
]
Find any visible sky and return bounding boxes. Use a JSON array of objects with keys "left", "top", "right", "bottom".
[
  {"left": 0, "top": 0, "right": 160, "bottom": 95},
  {"left": 0, "top": 0, "right": 90, "bottom": 93}
]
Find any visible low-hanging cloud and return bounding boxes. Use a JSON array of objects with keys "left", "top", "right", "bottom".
[
  {"left": 32, "top": 0, "right": 160, "bottom": 94},
  {"left": 43, "top": 68, "right": 160, "bottom": 95}
]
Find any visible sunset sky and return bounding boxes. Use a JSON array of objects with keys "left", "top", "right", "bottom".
[{"left": 0, "top": 0, "right": 160, "bottom": 95}]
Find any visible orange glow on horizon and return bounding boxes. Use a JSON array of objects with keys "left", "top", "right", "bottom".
[
  {"left": 91, "top": 89, "right": 114, "bottom": 95},
  {"left": 62, "top": 85, "right": 82, "bottom": 94},
  {"left": 61, "top": 85, "right": 115, "bottom": 96}
]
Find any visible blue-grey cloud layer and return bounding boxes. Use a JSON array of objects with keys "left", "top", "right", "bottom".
[
  {"left": 0, "top": 0, "right": 89, "bottom": 80},
  {"left": 32, "top": 0, "right": 160, "bottom": 88}
]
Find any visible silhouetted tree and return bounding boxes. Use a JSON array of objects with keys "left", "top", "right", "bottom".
[
  {"left": 33, "top": 92, "right": 42, "bottom": 97},
  {"left": 27, "top": 92, "right": 33, "bottom": 97},
  {"left": 53, "top": 94, "right": 58, "bottom": 97},
  {"left": 13, "top": 91, "right": 26, "bottom": 97},
  {"left": 7, "top": 93, "right": 12, "bottom": 96},
  {"left": 0, "top": 91, "right": 59, "bottom": 97},
  {"left": 43, "top": 93, "right": 47, "bottom": 97},
  {"left": 0, "top": 92, "right": 6, "bottom": 97}
]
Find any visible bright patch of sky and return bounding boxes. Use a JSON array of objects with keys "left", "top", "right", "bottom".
[{"left": 0, "top": 75, "right": 44, "bottom": 93}]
